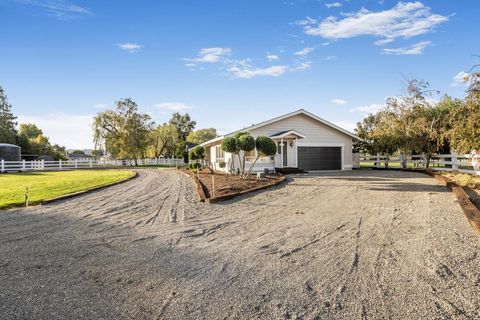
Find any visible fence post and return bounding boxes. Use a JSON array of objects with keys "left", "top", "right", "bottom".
[
  {"left": 59, "top": 159, "right": 62, "bottom": 170},
  {"left": 22, "top": 159, "right": 26, "bottom": 171},
  {"left": 1, "top": 159, "right": 4, "bottom": 173},
  {"left": 75, "top": 159, "right": 78, "bottom": 169},
  {"left": 41, "top": 159, "right": 45, "bottom": 170},
  {"left": 452, "top": 153, "right": 459, "bottom": 171},
  {"left": 89, "top": 159, "right": 93, "bottom": 168}
]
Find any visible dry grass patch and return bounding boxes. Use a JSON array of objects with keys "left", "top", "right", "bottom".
[{"left": 440, "top": 171, "right": 480, "bottom": 208}]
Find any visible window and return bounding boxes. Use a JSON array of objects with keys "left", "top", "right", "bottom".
[{"left": 215, "top": 145, "right": 224, "bottom": 161}]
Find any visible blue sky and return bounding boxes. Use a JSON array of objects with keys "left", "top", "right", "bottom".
[{"left": 0, "top": 0, "right": 478, "bottom": 148}]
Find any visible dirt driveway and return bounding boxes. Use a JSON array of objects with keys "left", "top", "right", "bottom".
[{"left": 1, "top": 169, "right": 480, "bottom": 319}]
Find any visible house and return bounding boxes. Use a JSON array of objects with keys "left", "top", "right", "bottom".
[{"left": 200, "top": 109, "right": 362, "bottom": 172}]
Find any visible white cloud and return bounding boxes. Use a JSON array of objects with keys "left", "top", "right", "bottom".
[
  {"left": 17, "top": 113, "right": 94, "bottom": 149},
  {"left": 116, "top": 43, "right": 143, "bottom": 53},
  {"left": 325, "top": 2, "right": 342, "bottom": 8},
  {"left": 294, "top": 47, "right": 315, "bottom": 56},
  {"left": 266, "top": 54, "right": 280, "bottom": 61},
  {"left": 185, "top": 47, "right": 232, "bottom": 63},
  {"left": 350, "top": 103, "right": 384, "bottom": 114},
  {"left": 324, "top": 55, "right": 336, "bottom": 61},
  {"left": 228, "top": 62, "right": 290, "bottom": 79},
  {"left": 301, "top": 2, "right": 448, "bottom": 45},
  {"left": 154, "top": 102, "right": 193, "bottom": 111},
  {"left": 93, "top": 103, "right": 107, "bottom": 109},
  {"left": 451, "top": 71, "right": 470, "bottom": 87},
  {"left": 295, "top": 16, "right": 317, "bottom": 26},
  {"left": 381, "top": 41, "right": 431, "bottom": 55},
  {"left": 332, "top": 98, "right": 347, "bottom": 105},
  {"left": 14, "top": 0, "right": 92, "bottom": 19}
]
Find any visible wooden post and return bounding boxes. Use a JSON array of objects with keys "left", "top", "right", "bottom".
[
  {"left": 211, "top": 175, "right": 215, "bottom": 197},
  {"left": 25, "top": 187, "right": 29, "bottom": 208},
  {"left": 1, "top": 159, "right": 4, "bottom": 173},
  {"left": 89, "top": 159, "right": 93, "bottom": 168},
  {"left": 75, "top": 159, "right": 78, "bottom": 169},
  {"left": 452, "top": 152, "right": 459, "bottom": 171},
  {"left": 59, "top": 159, "right": 62, "bottom": 170},
  {"left": 22, "top": 159, "right": 26, "bottom": 171}
]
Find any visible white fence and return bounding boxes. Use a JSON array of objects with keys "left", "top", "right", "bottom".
[
  {"left": 359, "top": 153, "right": 480, "bottom": 176},
  {"left": 0, "top": 158, "right": 185, "bottom": 173}
]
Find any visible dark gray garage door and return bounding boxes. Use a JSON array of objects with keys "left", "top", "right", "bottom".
[{"left": 298, "top": 147, "right": 342, "bottom": 170}]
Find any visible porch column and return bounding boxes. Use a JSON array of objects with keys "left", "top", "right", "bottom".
[
  {"left": 295, "top": 137, "right": 298, "bottom": 168},
  {"left": 280, "top": 138, "right": 284, "bottom": 168}
]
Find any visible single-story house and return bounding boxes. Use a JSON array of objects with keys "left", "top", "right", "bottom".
[{"left": 200, "top": 109, "right": 362, "bottom": 173}]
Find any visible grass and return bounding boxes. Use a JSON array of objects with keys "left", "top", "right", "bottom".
[
  {"left": 0, "top": 169, "right": 135, "bottom": 208},
  {"left": 438, "top": 171, "right": 480, "bottom": 189}
]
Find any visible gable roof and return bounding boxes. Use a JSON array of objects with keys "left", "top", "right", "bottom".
[
  {"left": 200, "top": 109, "right": 362, "bottom": 146},
  {"left": 269, "top": 129, "right": 306, "bottom": 139}
]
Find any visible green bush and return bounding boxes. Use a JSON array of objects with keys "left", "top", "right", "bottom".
[
  {"left": 221, "top": 136, "right": 238, "bottom": 154},
  {"left": 218, "top": 160, "right": 226, "bottom": 168},
  {"left": 255, "top": 136, "right": 277, "bottom": 157},
  {"left": 188, "top": 146, "right": 205, "bottom": 161},
  {"left": 237, "top": 133, "right": 255, "bottom": 152},
  {"left": 189, "top": 162, "right": 201, "bottom": 169}
]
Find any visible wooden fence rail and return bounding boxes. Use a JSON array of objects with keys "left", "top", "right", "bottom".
[
  {"left": 359, "top": 153, "right": 480, "bottom": 176},
  {"left": 0, "top": 158, "right": 185, "bottom": 173}
]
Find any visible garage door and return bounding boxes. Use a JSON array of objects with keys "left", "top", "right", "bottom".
[{"left": 298, "top": 147, "right": 342, "bottom": 170}]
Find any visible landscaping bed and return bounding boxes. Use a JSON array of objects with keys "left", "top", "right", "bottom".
[{"left": 180, "top": 169, "right": 285, "bottom": 202}]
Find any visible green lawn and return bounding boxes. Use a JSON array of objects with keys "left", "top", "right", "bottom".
[{"left": 0, "top": 169, "right": 135, "bottom": 208}]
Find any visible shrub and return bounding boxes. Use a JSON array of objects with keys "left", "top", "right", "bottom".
[
  {"left": 218, "top": 160, "right": 226, "bottom": 168},
  {"left": 188, "top": 146, "right": 205, "bottom": 161},
  {"left": 221, "top": 137, "right": 238, "bottom": 154},
  {"left": 237, "top": 134, "right": 255, "bottom": 152},
  {"left": 189, "top": 162, "right": 201, "bottom": 169},
  {"left": 255, "top": 136, "right": 277, "bottom": 157}
]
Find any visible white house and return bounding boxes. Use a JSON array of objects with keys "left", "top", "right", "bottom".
[{"left": 200, "top": 109, "right": 362, "bottom": 173}]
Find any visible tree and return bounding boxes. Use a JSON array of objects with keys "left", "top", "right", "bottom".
[
  {"left": 246, "top": 136, "right": 277, "bottom": 176},
  {"left": 71, "top": 150, "right": 86, "bottom": 155},
  {"left": 0, "top": 86, "right": 17, "bottom": 144},
  {"left": 449, "top": 70, "right": 480, "bottom": 154},
  {"left": 187, "top": 128, "right": 217, "bottom": 145},
  {"left": 221, "top": 136, "right": 239, "bottom": 174},
  {"left": 93, "top": 98, "right": 153, "bottom": 164},
  {"left": 236, "top": 133, "right": 255, "bottom": 177},
  {"left": 169, "top": 112, "right": 196, "bottom": 141},
  {"left": 92, "top": 149, "right": 104, "bottom": 158},
  {"left": 149, "top": 124, "right": 179, "bottom": 158},
  {"left": 188, "top": 146, "right": 205, "bottom": 161}
]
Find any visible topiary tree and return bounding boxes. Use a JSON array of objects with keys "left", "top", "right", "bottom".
[
  {"left": 246, "top": 136, "right": 277, "bottom": 176},
  {"left": 237, "top": 133, "right": 255, "bottom": 176},
  {"left": 221, "top": 136, "right": 239, "bottom": 173}
]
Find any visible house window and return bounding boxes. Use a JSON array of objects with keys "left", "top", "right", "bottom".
[{"left": 215, "top": 145, "right": 224, "bottom": 161}]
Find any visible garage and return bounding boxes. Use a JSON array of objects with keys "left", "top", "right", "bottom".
[{"left": 298, "top": 147, "right": 342, "bottom": 170}]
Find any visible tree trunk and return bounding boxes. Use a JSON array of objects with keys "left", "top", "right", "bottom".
[{"left": 245, "top": 155, "right": 260, "bottom": 179}]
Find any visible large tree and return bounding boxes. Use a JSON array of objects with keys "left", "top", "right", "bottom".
[
  {"left": 17, "top": 123, "right": 66, "bottom": 159},
  {"left": 169, "top": 112, "right": 196, "bottom": 141},
  {"left": 186, "top": 128, "right": 217, "bottom": 145},
  {"left": 93, "top": 98, "right": 153, "bottom": 164},
  {"left": 0, "top": 86, "right": 17, "bottom": 144},
  {"left": 449, "top": 71, "right": 480, "bottom": 154},
  {"left": 149, "top": 123, "right": 179, "bottom": 158}
]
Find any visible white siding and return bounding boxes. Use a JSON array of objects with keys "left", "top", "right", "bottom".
[{"left": 249, "top": 113, "right": 353, "bottom": 169}]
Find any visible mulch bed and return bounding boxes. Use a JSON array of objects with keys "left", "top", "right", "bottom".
[{"left": 179, "top": 168, "right": 285, "bottom": 202}]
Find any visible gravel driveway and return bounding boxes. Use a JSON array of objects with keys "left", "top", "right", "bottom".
[{"left": 1, "top": 169, "right": 480, "bottom": 319}]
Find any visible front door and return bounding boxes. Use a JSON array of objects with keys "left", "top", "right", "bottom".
[{"left": 283, "top": 142, "right": 288, "bottom": 167}]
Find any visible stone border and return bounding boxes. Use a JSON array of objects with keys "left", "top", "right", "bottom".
[
  {"left": 372, "top": 167, "right": 480, "bottom": 236},
  {"left": 206, "top": 176, "right": 286, "bottom": 204}
]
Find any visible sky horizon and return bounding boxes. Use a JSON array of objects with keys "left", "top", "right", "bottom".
[{"left": 1, "top": 0, "right": 478, "bottom": 149}]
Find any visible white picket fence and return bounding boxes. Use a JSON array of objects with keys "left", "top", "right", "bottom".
[
  {"left": 359, "top": 153, "right": 480, "bottom": 176},
  {"left": 0, "top": 158, "right": 185, "bottom": 173}
]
